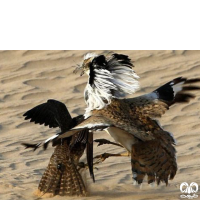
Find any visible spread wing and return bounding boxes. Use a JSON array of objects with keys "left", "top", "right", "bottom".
[
  {"left": 57, "top": 115, "right": 156, "bottom": 142},
  {"left": 22, "top": 99, "right": 88, "bottom": 150},
  {"left": 23, "top": 99, "right": 73, "bottom": 132},
  {"left": 22, "top": 99, "right": 95, "bottom": 182},
  {"left": 58, "top": 115, "right": 112, "bottom": 139},
  {"left": 126, "top": 77, "right": 200, "bottom": 118}
]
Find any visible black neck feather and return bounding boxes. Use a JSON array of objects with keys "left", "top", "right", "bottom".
[{"left": 89, "top": 55, "right": 107, "bottom": 86}]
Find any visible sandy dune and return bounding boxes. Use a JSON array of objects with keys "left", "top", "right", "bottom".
[{"left": 0, "top": 50, "right": 200, "bottom": 200}]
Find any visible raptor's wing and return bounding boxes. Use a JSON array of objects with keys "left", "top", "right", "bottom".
[
  {"left": 23, "top": 99, "right": 73, "bottom": 132},
  {"left": 58, "top": 115, "right": 112, "bottom": 139},
  {"left": 126, "top": 77, "right": 200, "bottom": 118},
  {"left": 22, "top": 100, "right": 95, "bottom": 182},
  {"left": 22, "top": 99, "right": 89, "bottom": 150},
  {"left": 22, "top": 99, "right": 86, "bottom": 150}
]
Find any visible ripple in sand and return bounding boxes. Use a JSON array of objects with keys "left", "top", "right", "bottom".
[
  {"left": 1, "top": 73, "right": 32, "bottom": 84},
  {"left": 22, "top": 91, "right": 51, "bottom": 100},
  {"left": 26, "top": 159, "right": 46, "bottom": 167},
  {"left": 73, "top": 83, "right": 85, "bottom": 93},
  {"left": 181, "top": 102, "right": 200, "bottom": 112}
]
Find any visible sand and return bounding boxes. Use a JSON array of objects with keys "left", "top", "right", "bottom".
[{"left": 0, "top": 50, "right": 200, "bottom": 200}]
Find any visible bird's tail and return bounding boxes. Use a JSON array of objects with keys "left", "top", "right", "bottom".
[
  {"left": 131, "top": 140, "right": 177, "bottom": 185},
  {"left": 21, "top": 142, "right": 42, "bottom": 151},
  {"left": 34, "top": 140, "right": 87, "bottom": 198},
  {"left": 21, "top": 134, "right": 59, "bottom": 151}
]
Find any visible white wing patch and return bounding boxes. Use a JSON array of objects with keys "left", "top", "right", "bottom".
[
  {"left": 72, "top": 123, "right": 110, "bottom": 130},
  {"left": 44, "top": 134, "right": 59, "bottom": 143},
  {"left": 171, "top": 81, "right": 185, "bottom": 95}
]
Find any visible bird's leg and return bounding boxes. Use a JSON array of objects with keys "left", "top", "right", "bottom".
[
  {"left": 77, "top": 151, "right": 130, "bottom": 171},
  {"left": 77, "top": 162, "right": 98, "bottom": 171},
  {"left": 78, "top": 139, "right": 128, "bottom": 171},
  {"left": 94, "top": 139, "right": 123, "bottom": 148},
  {"left": 93, "top": 139, "right": 130, "bottom": 164},
  {"left": 77, "top": 162, "right": 87, "bottom": 170},
  {"left": 94, "top": 151, "right": 130, "bottom": 164}
]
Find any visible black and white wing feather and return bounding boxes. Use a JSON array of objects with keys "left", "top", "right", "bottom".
[{"left": 126, "top": 77, "right": 200, "bottom": 118}]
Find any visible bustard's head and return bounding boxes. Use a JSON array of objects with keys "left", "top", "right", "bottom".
[
  {"left": 81, "top": 53, "right": 98, "bottom": 75},
  {"left": 75, "top": 53, "right": 140, "bottom": 118},
  {"left": 74, "top": 53, "right": 97, "bottom": 76}
]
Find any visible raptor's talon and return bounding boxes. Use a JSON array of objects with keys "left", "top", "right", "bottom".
[
  {"left": 94, "top": 153, "right": 110, "bottom": 162},
  {"left": 94, "top": 139, "right": 110, "bottom": 146},
  {"left": 94, "top": 139, "right": 123, "bottom": 148}
]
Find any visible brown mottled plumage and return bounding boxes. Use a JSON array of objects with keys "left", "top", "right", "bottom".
[
  {"left": 35, "top": 139, "right": 87, "bottom": 197},
  {"left": 93, "top": 99, "right": 177, "bottom": 185},
  {"left": 131, "top": 140, "right": 176, "bottom": 185}
]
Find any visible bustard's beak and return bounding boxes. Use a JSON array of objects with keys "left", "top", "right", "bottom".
[
  {"left": 80, "top": 70, "right": 84, "bottom": 76},
  {"left": 73, "top": 64, "right": 84, "bottom": 76},
  {"left": 73, "top": 57, "right": 91, "bottom": 76}
]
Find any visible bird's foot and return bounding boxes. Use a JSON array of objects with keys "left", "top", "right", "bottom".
[
  {"left": 77, "top": 162, "right": 98, "bottom": 171},
  {"left": 94, "top": 139, "right": 123, "bottom": 148},
  {"left": 94, "top": 153, "right": 112, "bottom": 163}
]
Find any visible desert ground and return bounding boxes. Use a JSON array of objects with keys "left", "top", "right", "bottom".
[{"left": 0, "top": 50, "right": 200, "bottom": 200}]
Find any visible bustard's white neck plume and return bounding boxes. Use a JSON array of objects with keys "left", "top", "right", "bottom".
[{"left": 80, "top": 53, "right": 140, "bottom": 118}]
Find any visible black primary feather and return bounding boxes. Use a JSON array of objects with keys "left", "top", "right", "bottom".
[
  {"left": 154, "top": 77, "right": 200, "bottom": 104},
  {"left": 22, "top": 100, "right": 87, "bottom": 150},
  {"left": 107, "top": 53, "right": 133, "bottom": 68},
  {"left": 21, "top": 142, "right": 41, "bottom": 151},
  {"left": 87, "top": 132, "right": 95, "bottom": 182},
  {"left": 23, "top": 99, "right": 73, "bottom": 131}
]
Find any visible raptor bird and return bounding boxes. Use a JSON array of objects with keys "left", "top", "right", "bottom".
[
  {"left": 38, "top": 53, "right": 200, "bottom": 186},
  {"left": 22, "top": 99, "right": 94, "bottom": 197}
]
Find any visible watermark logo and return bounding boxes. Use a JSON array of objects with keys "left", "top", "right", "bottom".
[{"left": 180, "top": 182, "right": 198, "bottom": 199}]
